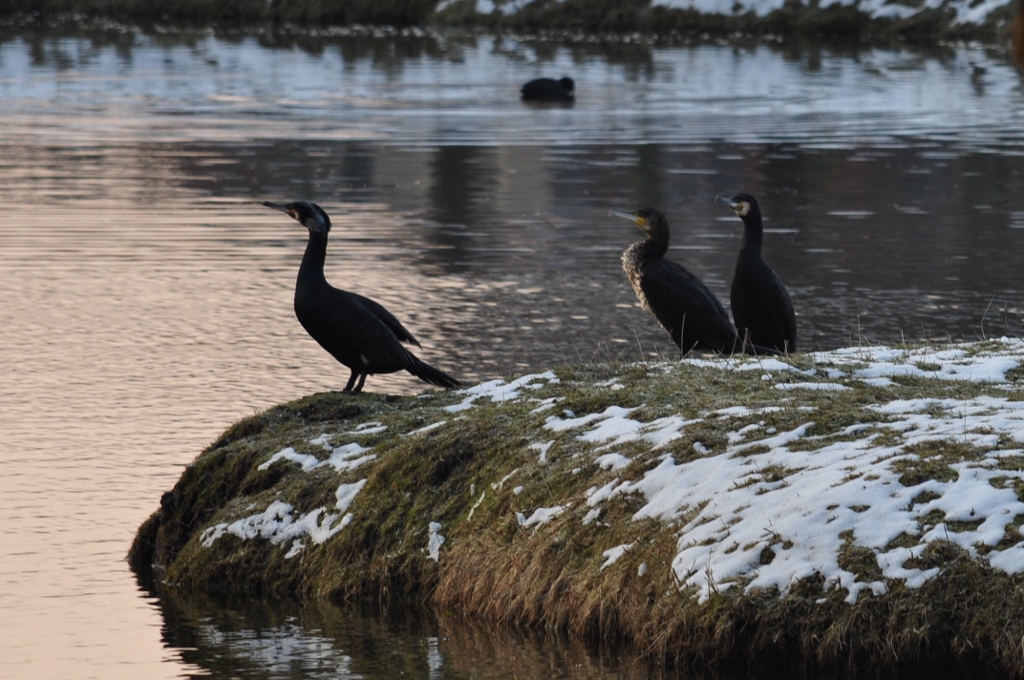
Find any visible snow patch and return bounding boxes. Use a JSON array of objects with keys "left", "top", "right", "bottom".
[
  {"left": 531, "top": 440, "right": 555, "bottom": 464},
  {"left": 426, "top": 522, "right": 445, "bottom": 561},
  {"left": 596, "top": 453, "right": 631, "bottom": 470},
  {"left": 775, "top": 382, "right": 851, "bottom": 391},
  {"left": 200, "top": 479, "right": 367, "bottom": 557},
  {"left": 259, "top": 442, "right": 375, "bottom": 474},
  {"left": 601, "top": 542, "right": 635, "bottom": 570},
  {"left": 446, "top": 372, "right": 560, "bottom": 413},
  {"left": 259, "top": 447, "right": 320, "bottom": 472},
  {"left": 517, "top": 506, "right": 566, "bottom": 527}
]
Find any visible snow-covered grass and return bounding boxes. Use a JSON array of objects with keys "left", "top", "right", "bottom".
[
  {"left": 134, "top": 338, "right": 1024, "bottom": 673},
  {"left": 445, "top": 0, "right": 1015, "bottom": 24},
  {"left": 659, "top": 0, "right": 1009, "bottom": 24}
]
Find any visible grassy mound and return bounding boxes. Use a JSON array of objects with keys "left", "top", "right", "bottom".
[{"left": 131, "top": 340, "right": 1024, "bottom": 675}]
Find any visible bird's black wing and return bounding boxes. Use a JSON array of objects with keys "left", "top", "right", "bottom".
[
  {"left": 767, "top": 267, "right": 798, "bottom": 351},
  {"left": 350, "top": 292, "right": 421, "bottom": 347},
  {"left": 299, "top": 288, "right": 419, "bottom": 374},
  {"left": 640, "top": 260, "right": 737, "bottom": 352},
  {"left": 731, "top": 258, "right": 796, "bottom": 353}
]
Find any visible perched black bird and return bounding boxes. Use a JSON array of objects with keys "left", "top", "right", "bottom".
[
  {"left": 521, "top": 77, "right": 575, "bottom": 102},
  {"left": 263, "top": 200, "right": 461, "bottom": 393},
  {"left": 716, "top": 193, "right": 797, "bottom": 353},
  {"left": 611, "top": 207, "right": 777, "bottom": 356}
]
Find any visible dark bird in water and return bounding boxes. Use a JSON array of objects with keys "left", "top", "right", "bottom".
[
  {"left": 716, "top": 193, "right": 797, "bottom": 354},
  {"left": 521, "top": 76, "right": 575, "bottom": 102},
  {"left": 263, "top": 200, "right": 461, "bottom": 394},
  {"left": 611, "top": 207, "right": 777, "bottom": 356}
]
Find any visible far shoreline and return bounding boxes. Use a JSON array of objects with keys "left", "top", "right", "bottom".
[{"left": 0, "top": 0, "right": 1019, "bottom": 49}]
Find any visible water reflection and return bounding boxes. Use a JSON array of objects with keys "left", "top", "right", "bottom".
[
  {"left": 157, "top": 590, "right": 680, "bottom": 679},
  {"left": 166, "top": 136, "right": 1024, "bottom": 354}
]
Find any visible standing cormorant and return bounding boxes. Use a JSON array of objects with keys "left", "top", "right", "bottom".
[
  {"left": 521, "top": 77, "right": 575, "bottom": 102},
  {"left": 716, "top": 193, "right": 797, "bottom": 354},
  {"left": 263, "top": 200, "right": 461, "bottom": 393},
  {"left": 611, "top": 207, "right": 776, "bottom": 355}
]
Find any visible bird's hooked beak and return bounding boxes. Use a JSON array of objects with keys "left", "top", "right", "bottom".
[
  {"left": 263, "top": 201, "right": 295, "bottom": 220},
  {"left": 715, "top": 195, "right": 749, "bottom": 217},
  {"left": 609, "top": 209, "right": 648, "bottom": 233}
]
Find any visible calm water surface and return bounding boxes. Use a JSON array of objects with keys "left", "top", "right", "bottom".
[{"left": 3, "top": 26, "right": 1024, "bottom": 678}]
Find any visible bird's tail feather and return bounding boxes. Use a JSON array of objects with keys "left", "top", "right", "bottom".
[{"left": 409, "top": 359, "right": 462, "bottom": 389}]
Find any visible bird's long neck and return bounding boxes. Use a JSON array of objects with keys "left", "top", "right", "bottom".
[
  {"left": 298, "top": 230, "right": 329, "bottom": 290},
  {"left": 739, "top": 215, "right": 763, "bottom": 258},
  {"left": 640, "top": 232, "right": 668, "bottom": 259}
]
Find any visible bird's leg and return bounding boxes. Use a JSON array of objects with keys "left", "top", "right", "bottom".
[
  {"left": 352, "top": 373, "right": 368, "bottom": 394},
  {"left": 343, "top": 370, "right": 358, "bottom": 392}
]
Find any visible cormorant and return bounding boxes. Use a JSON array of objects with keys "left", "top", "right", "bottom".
[
  {"left": 611, "top": 207, "right": 776, "bottom": 355},
  {"left": 521, "top": 77, "right": 575, "bottom": 102},
  {"left": 263, "top": 200, "right": 461, "bottom": 393},
  {"left": 716, "top": 193, "right": 797, "bottom": 354}
]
